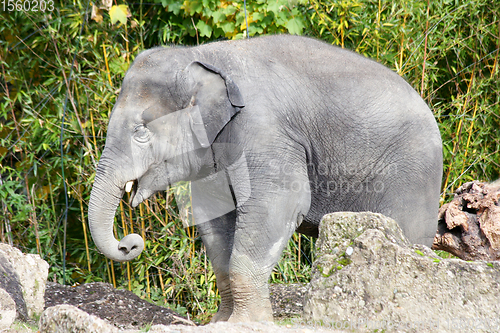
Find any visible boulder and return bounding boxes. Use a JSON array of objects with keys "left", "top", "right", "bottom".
[
  {"left": 0, "top": 251, "right": 29, "bottom": 321},
  {"left": 0, "top": 287, "right": 16, "bottom": 329},
  {"left": 304, "top": 212, "right": 500, "bottom": 333},
  {"left": 0, "top": 243, "right": 49, "bottom": 320},
  {"left": 433, "top": 180, "right": 500, "bottom": 260},
  {"left": 39, "top": 304, "right": 121, "bottom": 333},
  {"left": 44, "top": 282, "right": 195, "bottom": 329}
]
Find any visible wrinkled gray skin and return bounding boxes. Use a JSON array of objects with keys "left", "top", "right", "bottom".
[{"left": 88, "top": 35, "right": 442, "bottom": 322}]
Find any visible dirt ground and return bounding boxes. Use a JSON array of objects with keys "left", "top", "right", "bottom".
[
  {"left": 2, "top": 281, "right": 312, "bottom": 332},
  {"left": 39, "top": 282, "right": 308, "bottom": 331},
  {"left": 44, "top": 282, "right": 191, "bottom": 329}
]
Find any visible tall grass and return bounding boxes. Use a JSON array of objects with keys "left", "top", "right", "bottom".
[{"left": 1, "top": 0, "right": 498, "bottom": 323}]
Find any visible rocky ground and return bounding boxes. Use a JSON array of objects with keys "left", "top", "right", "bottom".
[
  {"left": 6, "top": 281, "right": 328, "bottom": 332},
  {"left": 43, "top": 282, "right": 308, "bottom": 329},
  {"left": 9, "top": 207, "right": 500, "bottom": 332},
  {"left": 44, "top": 282, "right": 193, "bottom": 328}
]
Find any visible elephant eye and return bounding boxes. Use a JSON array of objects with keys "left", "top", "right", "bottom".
[{"left": 133, "top": 125, "right": 151, "bottom": 143}]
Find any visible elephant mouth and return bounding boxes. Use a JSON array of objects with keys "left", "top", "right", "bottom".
[{"left": 125, "top": 180, "right": 138, "bottom": 205}]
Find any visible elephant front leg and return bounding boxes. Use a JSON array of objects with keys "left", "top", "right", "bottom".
[
  {"left": 228, "top": 246, "right": 277, "bottom": 322},
  {"left": 227, "top": 173, "right": 311, "bottom": 322}
]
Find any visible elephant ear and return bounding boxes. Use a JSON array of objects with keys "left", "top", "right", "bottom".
[{"left": 183, "top": 61, "right": 244, "bottom": 148}]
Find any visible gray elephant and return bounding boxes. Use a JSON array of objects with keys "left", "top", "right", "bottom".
[{"left": 88, "top": 35, "right": 442, "bottom": 322}]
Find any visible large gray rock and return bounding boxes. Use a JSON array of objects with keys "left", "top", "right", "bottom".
[
  {"left": 0, "top": 251, "right": 29, "bottom": 321},
  {"left": 304, "top": 212, "right": 500, "bottom": 333},
  {"left": 0, "top": 243, "right": 49, "bottom": 320},
  {"left": 39, "top": 305, "right": 120, "bottom": 333},
  {"left": 0, "top": 287, "right": 16, "bottom": 329}
]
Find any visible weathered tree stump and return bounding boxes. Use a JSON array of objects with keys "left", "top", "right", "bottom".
[{"left": 433, "top": 181, "right": 500, "bottom": 261}]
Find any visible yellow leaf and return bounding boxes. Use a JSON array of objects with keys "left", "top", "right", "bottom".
[
  {"left": 240, "top": 15, "right": 254, "bottom": 31},
  {"left": 109, "top": 5, "right": 129, "bottom": 25}
]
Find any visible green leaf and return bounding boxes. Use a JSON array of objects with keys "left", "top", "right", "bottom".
[
  {"left": 275, "top": 11, "right": 288, "bottom": 26},
  {"left": 252, "top": 12, "right": 265, "bottom": 22},
  {"left": 212, "top": 11, "right": 226, "bottom": 24},
  {"left": 267, "top": 1, "right": 282, "bottom": 16},
  {"left": 167, "top": 1, "right": 182, "bottom": 15},
  {"left": 223, "top": 5, "right": 237, "bottom": 16},
  {"left": 109, "top": 5, "right": 128, "bottom": 25},
  {"left": 186, "top": 1, "right": 203, "bottom": 15},
  {"left": 221, "top": 21, "right": 235, "bottom": 34},
  {"left": 109, "top": 58, "right": 129, "bottom": 77},
  {"left": 196, "top": 20, "right": 212, "bottom": 38},
  {"left": 285, "top": 17, "right": 304, "bottom": 35}
]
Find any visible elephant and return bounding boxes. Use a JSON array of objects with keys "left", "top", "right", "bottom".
[{"left": 88, "top": 34, "right": 443, "bottom": 323}]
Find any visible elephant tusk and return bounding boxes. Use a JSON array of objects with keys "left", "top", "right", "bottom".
[{"left": 125, "top": 181, "right": 134, "bottom": 193}]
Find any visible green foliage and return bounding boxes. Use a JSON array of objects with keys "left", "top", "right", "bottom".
[
  {"left": 0, "top": 167, "right": 32, "bottom": 222},
  {"left": 1, "top": 0, "right": 499, "bottom": 323},
  {"left": 150, "top": 0, "right": 308, "bottom": 43},
  {"left": 434, "top": 250, "right": 458, "bottom": 259}
]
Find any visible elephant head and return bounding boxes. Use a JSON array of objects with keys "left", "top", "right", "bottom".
[{"left": 88, "top": 52, "right": 244, "bottom": 262}]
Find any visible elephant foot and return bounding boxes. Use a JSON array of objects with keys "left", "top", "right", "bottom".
[
  {"left": 210, "top": 294, "right": 233, "bottom": 323},
  {"left": 227, "top": 266, "right": 274, "bottom": 322},
  {"left": 212, "top": 288, "right": 273, "bottom": 323},
  {"left": 210, "top": 310, "right": 232, "bottom": 323},
  {"left": 227, "top": 306, "right": 273, "bottom": 323}
]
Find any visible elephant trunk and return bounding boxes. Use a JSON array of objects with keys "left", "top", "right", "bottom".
[{"left": 88, "top": 160, "right": 144, "bottom": 262}]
